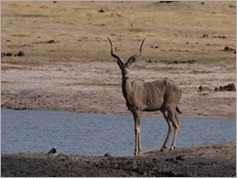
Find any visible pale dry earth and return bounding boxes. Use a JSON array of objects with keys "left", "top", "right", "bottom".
[{"left": 1, "top": 58, "right": 236, "bottom": 119}]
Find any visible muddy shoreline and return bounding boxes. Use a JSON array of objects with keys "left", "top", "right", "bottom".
[{"left": 1, "top": 142, "right": 236, "bottom": 177}]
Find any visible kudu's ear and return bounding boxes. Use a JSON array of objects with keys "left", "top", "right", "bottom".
[
  {"left": 107, "top": 37, "right": 124, "bottom": 69},
  {"left": 126, "top": 38, "right": 145, "bottom": 68}
]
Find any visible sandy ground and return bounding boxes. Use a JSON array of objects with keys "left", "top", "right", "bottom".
[
  {"left": 1, "top": 142, "right": 236, "bottom": 177},
  {"left": 1, "top": 58, "right": 236, "bottom": 119}
]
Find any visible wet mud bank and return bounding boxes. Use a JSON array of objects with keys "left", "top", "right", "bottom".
[{"left": 1, "top": 142, "right": 236, "bottom": 177}]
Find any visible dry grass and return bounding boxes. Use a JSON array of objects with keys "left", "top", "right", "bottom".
[{"left": 2, "top": 1, "right": 236, "bottom": 65}]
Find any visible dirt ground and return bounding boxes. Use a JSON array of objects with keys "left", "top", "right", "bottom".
[
  {"left": 1, "top": 1, "right": 236, "bottom": 119},
  {"left": 1, "top": 142, "right": 236, "bottom": 177},
  {"left": 1, "top": 2, "right": 236, "bottom": 177},
  {"left": 1, "top": 59, "right": 236, "bottom": 119}
]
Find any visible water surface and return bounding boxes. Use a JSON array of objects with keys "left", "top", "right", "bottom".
[{"left": 1, "top": 109, "right": 236, "bottom": 156}]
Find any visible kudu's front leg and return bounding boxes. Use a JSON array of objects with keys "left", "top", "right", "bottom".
[{"left": 133, "top": 111, "right": 141, "bottom": 156}]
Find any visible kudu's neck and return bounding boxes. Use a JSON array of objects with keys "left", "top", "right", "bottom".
[{"left": 121, "top": 73, "right": 132, "bottom": 100}]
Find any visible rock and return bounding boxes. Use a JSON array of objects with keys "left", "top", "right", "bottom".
[
  {"left": 98, "top": 9, "right": 105, "bottom": 13},
  {"left": 213, "top": 35, "right": 226, "bottom": 39},
  {"left": 160, "top": 1, "right": 173, "bottom": 3},
  {"left": 47, "top": 40, "right": 55, "bottom": 44},
  {"left": 229, "top": 4, "right": 236, "bottom": 8},
  {"left": 98, "top": 6, "right": 109, "bottom": 13},
  {"left": 151, "top": 45, "right": 159, "bottom": 49},
  {"left": 176, "top": 155, "right": 185, "bottom": 161},
  {"left": 198, "top": 85, "right": 211, "bottom": 92},
  {"left": 187, "top": 59, "right": 196, "bottom": 64},
  {"left": 104, "top": 152, "right": 112, "bottom": 157},
  {"left": 198, "top": 86, "right": 203, "bottom": 92},
  {"left": 17, "top": 51, "right": 24, "bottom": 56},
  {"left": 164, "top": 59, "right": 196, "bottom": 64},
  {"left": 201, "top": 34, "right": 208, "bottom": 38},
  {"left": 2, "top": 51, "right": 24, "bottom": 57},
  {"left": 214, "top": 83, "right": 236, "bottom": 92},
  {"left": 223, "top": 46, "right": 235, "bottom": 52},
  {"left": 146, "top": 59, "right": 153, "bottom": 63},
  {"left": 165, "top": 158, "right": 175, "bottom": 162},
  {"left": 6, "top": 53, "right": 13, "bottom": 56}
]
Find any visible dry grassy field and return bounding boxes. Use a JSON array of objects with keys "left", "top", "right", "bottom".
[
  {"left": 1, "top": 1, "right": 236, "bottom": 119},
  {"left": 2, "top": 1, "right": 236, "bottom": 62}
]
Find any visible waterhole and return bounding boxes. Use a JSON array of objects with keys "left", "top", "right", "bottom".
[{"left": 1, "top": 109, "right": 235, "bottom": 156}]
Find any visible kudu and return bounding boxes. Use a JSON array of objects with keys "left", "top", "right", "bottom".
[{"left": 107, "top": 38, "right": 182, "bottom": 156}]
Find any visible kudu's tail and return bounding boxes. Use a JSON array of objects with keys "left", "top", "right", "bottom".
[{"left": 176, "top": 106, "right": 182, "bottom": 114}]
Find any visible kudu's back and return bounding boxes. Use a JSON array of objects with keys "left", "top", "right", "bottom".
[{"left": 128, "top": 78, "right": 182, "bottom": 112}]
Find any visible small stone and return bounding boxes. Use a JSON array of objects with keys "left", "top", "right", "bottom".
[
  {"left": 104, "top": 152, "right": 112, "bottom": 157},
  {"left": 17, "top": 51, "right": 24, "bottom": 56},
  {"left": 47, "top": 40, "right": 55, "bottom": 43}
]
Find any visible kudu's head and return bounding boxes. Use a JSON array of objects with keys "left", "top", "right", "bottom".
[{"left": 107, "top": 37, "right": 145, "bottom": 79}]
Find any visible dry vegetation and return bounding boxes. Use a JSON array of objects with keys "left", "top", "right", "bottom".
[
  {"left": 1, "top": 1, "right": 236, "bottom": 119},
  {"left": 2, "top": 1, "right": 236, "bottom": 63}
]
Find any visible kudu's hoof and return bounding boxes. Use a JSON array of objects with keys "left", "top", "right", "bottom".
[
  {"left": 160, "top": 146, "right": 167, "bottom": 152},
  {"left": 134, "top": 152, "right": 139, "bottom": 156},
  {"left": 170, "top": 146, "right": 176, "bottom": 151},
  {"left": 134, "top": 151, "right": 140, "bottom": 156}
]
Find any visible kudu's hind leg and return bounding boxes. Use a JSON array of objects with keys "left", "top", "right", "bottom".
[
  {"left": 170, "top": 113, "right": 180, "bottom": 150},
  {"left": 165, "top": 105, "right": 180, "bottom": 151},
  {"left": 160, "top": 110, "right": 173, "bottom": 151}
]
